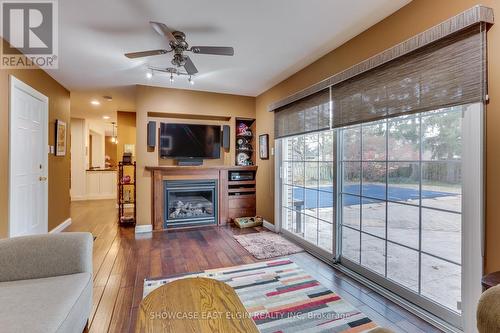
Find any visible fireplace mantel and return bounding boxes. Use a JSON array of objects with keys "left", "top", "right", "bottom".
[
  {"left": 146, "top": 165, "right": 257, "bottom": 230},
  {"left": 145, "top": 165, "right": 258, "bottom": 172}
]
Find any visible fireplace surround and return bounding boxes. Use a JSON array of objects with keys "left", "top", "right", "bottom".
[
  {"left": 145, "top": 165, "right": 257, "bottom": 230},
  {"left": 164, "top": 180, "right": 217, "bottom": 228}
]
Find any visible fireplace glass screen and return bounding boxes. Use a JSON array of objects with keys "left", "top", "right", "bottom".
[{"left": 164, "top": 180, "right": 217, "bottom": 227}]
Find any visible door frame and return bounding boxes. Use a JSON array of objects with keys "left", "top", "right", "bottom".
[{"left": 8, "top": 75, "right": 49, "bottom": 237}]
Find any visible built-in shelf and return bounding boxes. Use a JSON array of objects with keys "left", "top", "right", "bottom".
[
  {"left": 228, "top": 188, "right": 255, "bottom": 194},
  {"left": 228, "top": 180, "right": 256, "bottom": 186},
  {"left": 235, "top": 117, "right": 256, "bottom": 166}
]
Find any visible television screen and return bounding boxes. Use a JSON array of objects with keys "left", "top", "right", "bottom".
[{"left": 159, "top": 123, "right": 221, "bottom": 159}]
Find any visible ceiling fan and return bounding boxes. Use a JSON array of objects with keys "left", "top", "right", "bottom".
[{"left": 125, "top": 21, "right": 234, "bottom": 78}]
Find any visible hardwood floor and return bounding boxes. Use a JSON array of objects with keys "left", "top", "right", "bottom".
[{"left": 67, "top": 199, "right": 442, "bottom": 333}]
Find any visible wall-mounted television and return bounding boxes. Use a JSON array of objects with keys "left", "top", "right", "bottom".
[{"left": 159, "top": 123, "right": 221, "bottom": 159}]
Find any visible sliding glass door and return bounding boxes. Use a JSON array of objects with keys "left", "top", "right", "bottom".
[
  {"left": 279, "top": 130, "right": 336, "bottom": 256},
  {"left": 277, "top": 103, "right": 483, "bottom": 329},
  {"left": 339, "top": 105, "right": 468, "bottom": 324}
]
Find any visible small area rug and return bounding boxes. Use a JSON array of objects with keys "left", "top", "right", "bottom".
[
  {"left": 144, "top": 258, "right": 378, "bottom": 333},
  {"left": 234, "top": 231, "right": 303, "bottom": 259}
]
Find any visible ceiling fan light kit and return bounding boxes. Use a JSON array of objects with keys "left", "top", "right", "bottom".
[{"left": 125, "top": 21, "right": 234, "bottom": 84}]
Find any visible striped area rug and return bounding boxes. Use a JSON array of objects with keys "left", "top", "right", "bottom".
[{"left": 143, "top": 259, "right": 378, "bottom": 332}]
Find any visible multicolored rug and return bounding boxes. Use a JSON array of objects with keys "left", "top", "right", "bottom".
[
  {"left": 144, "top": 258, "right": 378, "bottom": 332},
  {"left": 234, "top": 231, "right": 304, "bottom": 259}
]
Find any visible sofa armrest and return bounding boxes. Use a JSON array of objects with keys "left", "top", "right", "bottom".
[{"left": 0, "top": 232, "right": 93, "bottom": 282}]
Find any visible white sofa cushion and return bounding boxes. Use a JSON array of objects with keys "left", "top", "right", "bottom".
[{"left": 0, "top": 272, "right": 92, "bottom": 333}]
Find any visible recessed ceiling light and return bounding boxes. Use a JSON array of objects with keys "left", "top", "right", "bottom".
[
  {"left": 90, "top": 100, "right": 100, "bottom": 106},
  {"left": 102, "top": 115, "right": 111, "bottom": 120}
]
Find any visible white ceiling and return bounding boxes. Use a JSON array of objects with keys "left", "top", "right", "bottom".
[{"left": 49, "top": 0, "right": 411, "bottom": 97}]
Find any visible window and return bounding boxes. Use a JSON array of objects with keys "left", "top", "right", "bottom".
[
  {"left": 281, "top": 130, "right": 335, "bottom": 253},
  {"left": 339, "top": 106, "right": 464, "bottom": 314}
]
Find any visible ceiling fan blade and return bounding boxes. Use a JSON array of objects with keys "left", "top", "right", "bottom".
[
  {"left": 150, "top": 21, "right": 178, "bottom": 44},
  {"left": 183, "top": 56, "right": 198, "bottom": 75},
  {"left": 190, "top": 46, "right": 234, "bottom": 56},
  {"left": 124, "top": 49, "right": 167, "bottom": 58}
]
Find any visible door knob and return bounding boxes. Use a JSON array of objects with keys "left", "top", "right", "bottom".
[{"left": 39, "top": 176, "right": 47, "bottom": 181}]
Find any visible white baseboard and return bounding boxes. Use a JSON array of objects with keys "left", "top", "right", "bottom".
[
  {"left": 135, "top": 224, "right": 153, "bottom": 234},
  {"left": 263, "top": 220, "right": 276, "bottom": 232},
  {"left": 50, "top": 218, "right": 72, "bottom": 233}
]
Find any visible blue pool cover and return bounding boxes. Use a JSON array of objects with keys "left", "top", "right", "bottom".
[{"left": 292, "top": 184, "right": 454, "bottom": 208}]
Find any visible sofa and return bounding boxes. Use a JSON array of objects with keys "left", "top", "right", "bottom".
[{"left": 0, "top": 232, "right": 93, "bottom": 333}]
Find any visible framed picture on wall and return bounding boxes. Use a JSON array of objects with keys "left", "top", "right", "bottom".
[
  {"left": 55, "top": 119, "right": 67, "bottom": 156},
  {"left": 259, "top": 134, "right": 269, "bottom": 160}
]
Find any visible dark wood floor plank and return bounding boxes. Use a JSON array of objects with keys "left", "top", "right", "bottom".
[
  {"left": 67, "top": 199, "right": 442, "bottom": 333},
  {"left": 108, "top": 286, "right": 134, "bottom": 333}
]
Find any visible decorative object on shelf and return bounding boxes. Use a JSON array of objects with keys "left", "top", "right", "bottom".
[
  {"left": 55, "top": 119, "right": 67, "bottom": 156},
  {"left": 120, "top": 216, "right": 135, "bottom": 224},
  {"left": 233, "top": 216, "right": 263, "bottom": 229},
  {"left": 121, "top": 175, "right": 131, "bottom": 184},
  {"left": 236, "top": 152, "right": 252, "bottom": 166},
  {"left": 123, "top": 189, "right": 131, "bottom": 202},
  {"left": 236, "top": 122, "right": 252, "bottom": 137},
  {"left": 236, "top": 137, "right": 247, "bottom": 147},
  {"left": 122, "top": 152, "right": 132, "bottom": 164},
  {"left": 259, "top": 134, "right": 269, "bottom": 160},
  {"left": 236, "top": 137, "right": 252, "bottom": 152},
  {"left": 118, "top": 161, "right": 136, "bottom": 226}
]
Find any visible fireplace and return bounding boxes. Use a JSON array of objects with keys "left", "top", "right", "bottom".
[{"left": 164, "top": 179, "right": 218, "bottom": 228}]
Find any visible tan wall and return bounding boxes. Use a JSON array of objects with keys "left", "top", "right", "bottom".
[
  {"left": 105, "top": 136, "right": 118, "bottom": 167},
  {"left": 0, "top": 59, "right": 71, "bottom": 237},
  {"left": 135, "top": 85, "right": 255, "bottom": 226},
  {"left": 117, "top": 111, "right": 137, "bottom": 162},
  {"left": 254, "top": 0, "right": 500, "bottom": 273}
]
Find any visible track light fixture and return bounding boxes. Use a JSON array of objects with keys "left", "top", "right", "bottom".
[{"left": 147, "top": 66, "right": 196, "bottom": 85}]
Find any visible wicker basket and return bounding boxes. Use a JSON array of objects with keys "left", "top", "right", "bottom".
[{"left": 234, "top": 216, "right": 263, "bottom": 228}]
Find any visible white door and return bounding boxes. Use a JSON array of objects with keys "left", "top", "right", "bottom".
[{"left": 9, "top": 76, "right": 49, "bottom": 237}]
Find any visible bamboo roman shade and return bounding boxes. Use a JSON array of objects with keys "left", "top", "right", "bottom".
[
  {"left": 274, "top": 88, "right": 330, "bottom": 138},
  {"left": 272, "top": 5, "right": 492, "bottom": 139},
  {"left": 330, "top": 26, "right": 484, "bottom": 128}
]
